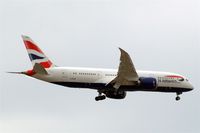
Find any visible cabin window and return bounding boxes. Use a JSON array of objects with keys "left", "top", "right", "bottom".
[
  {"left": 105, "top": 74, "right": 116, "bottom": 76},
  {"left": 78, "top": 72, "right": 97, "bottom": 76}
]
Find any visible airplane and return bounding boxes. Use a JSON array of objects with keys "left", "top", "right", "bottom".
[{"left": 9, "top": 35, "right": 193, "bottom": 101}]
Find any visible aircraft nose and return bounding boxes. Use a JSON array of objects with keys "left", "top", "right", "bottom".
[
  {"left": 188, "top": 87, "right": 193, "bottom": 91},
  {"left": 187, "top": 83, "right": 194, "bottom": 91}
]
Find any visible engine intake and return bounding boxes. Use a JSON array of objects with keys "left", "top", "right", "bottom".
[{"left": 139, "top": 77, "right": 157, "bottom": 89}]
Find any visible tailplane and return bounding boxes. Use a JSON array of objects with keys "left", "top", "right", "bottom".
[{"left": 22, "top": 35, "right": 55, "bottom": 69}]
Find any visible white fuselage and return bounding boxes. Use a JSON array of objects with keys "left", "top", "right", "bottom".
[{"left": 31, "top": 67, "right": 193, "bottom": 93}]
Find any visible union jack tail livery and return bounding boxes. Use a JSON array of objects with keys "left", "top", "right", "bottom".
[{"left": 22, "top": 35, "right": 55, "bottom": 69}]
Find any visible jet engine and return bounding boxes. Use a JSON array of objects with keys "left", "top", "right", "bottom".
[
  {"left": 105, "top": 91, "right": 126, "bottom": 99},
  {"left": 139, "top": 77, "right": 157, "bottom": 89}
]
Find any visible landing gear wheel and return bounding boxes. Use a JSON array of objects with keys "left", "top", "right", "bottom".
[
  {"left": 95, "top": 95, "right": 106, "bottom": 101},
  {"left": 175, "top": 92, "right": 182, "bottom": 101},
  {"left": 175, "top": 96, "right": 180, "bottom": 101}
]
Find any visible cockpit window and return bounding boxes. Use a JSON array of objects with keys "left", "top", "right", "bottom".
[{"left": 178, "top": 78, "right": 184, "bottom": 81}]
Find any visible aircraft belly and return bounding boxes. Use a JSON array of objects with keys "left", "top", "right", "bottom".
[{"left": 50, "top": 82, "right": 106, "bottom": 89}]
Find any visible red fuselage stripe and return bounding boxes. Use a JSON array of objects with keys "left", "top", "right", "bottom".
[{"left": 166, "top": 75, "right": 184, "bottom": 79}]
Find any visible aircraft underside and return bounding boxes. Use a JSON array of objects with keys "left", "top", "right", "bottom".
[
  {"left": 51, "top": 82, "right": 192, "bottom": 101},
  {"left": 51, "top": 82, "right": 191, "bottom": 92}
]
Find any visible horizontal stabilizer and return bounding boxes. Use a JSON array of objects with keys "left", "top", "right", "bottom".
[{"left": 33, "top": 63, "right": 48, "bottom": 75}]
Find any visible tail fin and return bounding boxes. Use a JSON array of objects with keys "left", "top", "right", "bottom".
[{"left": 22, "top": 35, "right": 55, "bottom": 69}]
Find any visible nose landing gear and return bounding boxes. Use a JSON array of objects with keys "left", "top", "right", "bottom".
[
  {"left": 175, "top": 96, "right": 180, "bottom": 101},
  {"left": 175, "top": 92, "right": 182, "bottom": 101}
]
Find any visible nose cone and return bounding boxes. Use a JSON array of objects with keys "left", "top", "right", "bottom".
[
  {"left": 186, "top": 82, "right": 194, "bottom": 91},
  {"left": 187, "top": 87, "right": 193, "bottom": 91}
]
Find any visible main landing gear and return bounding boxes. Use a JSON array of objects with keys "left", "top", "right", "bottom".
[
  {"left": 95, "top": 91, "right": 106, "bottom": 101},
  {"left": 175, "top": 92, "right": 182, "bottom": 101}
]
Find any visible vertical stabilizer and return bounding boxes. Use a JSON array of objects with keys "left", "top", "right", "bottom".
[{"left": 22, "top": 35, "right": 55, "bottom": 69}]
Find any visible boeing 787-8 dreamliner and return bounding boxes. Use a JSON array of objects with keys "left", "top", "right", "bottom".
[{"left": 9, "top": 36, "right": 193, "bottom": 101}]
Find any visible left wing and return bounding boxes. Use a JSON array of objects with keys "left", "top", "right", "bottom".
[{"left": 109, "top": 48, "right": 139, "bottom": 89}]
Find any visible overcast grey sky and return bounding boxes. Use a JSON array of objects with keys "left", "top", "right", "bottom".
[{"left": 0, "top": 0, "right": 200, "bottom": 133}]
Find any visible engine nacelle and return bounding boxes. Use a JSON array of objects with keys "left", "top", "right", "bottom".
[
  {"left": 106, "top": 91, "right": 126, "bottom": 99},
  {"left": 139, "top": 77, "right": 157, "bottom": 89}
]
